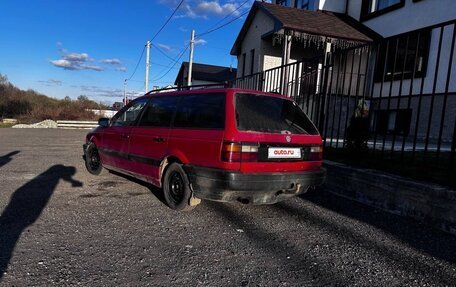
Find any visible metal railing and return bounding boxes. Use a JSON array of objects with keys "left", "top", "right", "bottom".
[{"left": 231, "top": 20, "right": 456, "bottom": 186}]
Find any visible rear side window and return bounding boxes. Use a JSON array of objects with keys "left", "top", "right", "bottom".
[
  {"left": 174, "top": 94, "right": 225, "bottom": 129},
  {"left": 235, "top": 93, "right": 318, "bottom": 135},
  {"left": 138, "top": 96, "right": 179, "bottom": 127}
]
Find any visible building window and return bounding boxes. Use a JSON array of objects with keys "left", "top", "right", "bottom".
[
  {"left": 276, "top": 0, "right": 291, "bottom": 7},
  {"left": 250, "top": 49, "right": 255, "bottom": 75},
  {"left": 372, "top": 109, "right": 412, "bottom": 135},
  {"left": 374, "top": 29, "right": 431, "bottom": 82},
  {"left": 361, "top": 0, "right": 405, "bottom": 20},
  {"left": 242, "top": 53, "right": 246, "bottom": 77},
  {"left": 295, "top": 0, "right": 316, "bottom": 10}
]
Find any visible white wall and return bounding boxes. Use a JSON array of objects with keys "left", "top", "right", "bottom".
[
  {"left": 347, "top": 0, "right": 362, "bottom": 19},
  {"left": 349, "top": 0, "right": 456, "bottom": 37},
  {"left": 236, "top": 11, "right": 275, "bottom": 77},
  {"left": 318, "top": 0, "right": 346, "bottom": 13}
]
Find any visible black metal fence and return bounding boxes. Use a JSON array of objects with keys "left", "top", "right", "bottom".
[{"left": 231, "top": 20, "right": 456, "bottom": 186}]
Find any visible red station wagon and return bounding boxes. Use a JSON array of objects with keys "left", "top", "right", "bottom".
[{"left": 83, "top": 88, "right": 325, "bottom": 211}]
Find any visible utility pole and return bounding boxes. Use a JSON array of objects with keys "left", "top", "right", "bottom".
[
  {"left": 187, "top": 30, "right": 195, "bottom": 87},
  {"left": 123, "top": 79, "right": 127, "bottom": 107},
  {"left": 145, "top": 40, "right": 151, "bottom": 93}
]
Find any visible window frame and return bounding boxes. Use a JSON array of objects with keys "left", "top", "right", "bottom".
[
  {"left": 360, "top": 0, "right": 405, "bottom": 21},
  {"left": 136, "top": 95, "right": 180, "bottom": 128},
  {"left": 234, "top": 93, "right": 319, "bottom": 135},
  {"left": 241, "top": 53, "right": 246, "bottom": 77},
  {"left": 110, "top": 98, "right": 149, "bottom": 127},
  {"left": 294, "top": 0, "right": 315, "bottom": 10},
  {"left": 172, "top": 93, "right": 226, "bottom": 130},
  {"left": 250, "top": 49, "right": 255, "bottom": 75},
  {"left": 276, "top": 0, "right": 290, "bottom": 7},
  {"left": 374, "top": 29, "right": 431, "bottom": 82}
]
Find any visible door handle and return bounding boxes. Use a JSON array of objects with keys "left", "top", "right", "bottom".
[
  {"left": 153, "top": 136, "right": 166, "bottom": 142},
  {"left": 120, "top": 134, "right": 130, "bottom": 140}
]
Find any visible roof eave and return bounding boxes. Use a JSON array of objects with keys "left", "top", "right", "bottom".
[{"left": 230, "top": 2, "right": 284, "bottom": 55}]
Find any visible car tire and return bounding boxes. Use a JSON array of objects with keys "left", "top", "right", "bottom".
[
  {"left": 163, "top": 163, "right": 196, "bottom": 211},
  {"left": 85, "top": 142, "right": 103, "bottom": 175}
]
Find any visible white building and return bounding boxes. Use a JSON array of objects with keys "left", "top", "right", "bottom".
[{"left": 231, "top": 0, "right": 456, "bottom": 143}]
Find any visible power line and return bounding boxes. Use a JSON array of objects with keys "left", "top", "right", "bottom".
[
  {"left": 151, "top": 44, "right": 189, "bottom": 82},
  {"left": 196, "top": 10, "right": 249, "bottom": 38},
  {"left": 151, "top": 43, "right": 180, "bottom": 63},
  {"left": 151, "top": 0, "right": 184, "bottom": 42},
  {"left": 125, "top": 0, "right": 183, "bottom": 84},
  {"left": 205, "top": 0, "right": 250, "bottom": 33},
  {"left": 126, "top": 45, "right": 146, "bottom": 81}
]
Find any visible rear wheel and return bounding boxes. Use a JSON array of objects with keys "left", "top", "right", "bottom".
[
  {"left": 163, "top": 163, "right": 196, "bottom": 211},
  {"left": 85, "top": 143, "right": 103, "bottom": 175}
]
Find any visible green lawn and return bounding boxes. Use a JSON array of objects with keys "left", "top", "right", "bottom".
[{"left": 0, "top": 122, "right": 15, "bottom": 128}]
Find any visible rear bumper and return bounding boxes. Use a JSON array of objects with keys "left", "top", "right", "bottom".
[{"left": 184, "top": 166, "right": 326, "bottom": 205}]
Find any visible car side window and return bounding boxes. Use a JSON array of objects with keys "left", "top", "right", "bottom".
[
  {"left": 137, "top": 96, "right": 179, "bottom": 127},
  {"left": 111, "top": 99, "right": 148, "bottom": 127},
  {"left": 174, "top": 94, "right": 225, "bottom": 129}
]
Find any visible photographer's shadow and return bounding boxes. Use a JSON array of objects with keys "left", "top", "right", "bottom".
[
  {"left": 0, "top": 151, "right": 20, "bottom": 169},
  {"left": 0, "top": 164, "right": 82, "bottom": 280}
]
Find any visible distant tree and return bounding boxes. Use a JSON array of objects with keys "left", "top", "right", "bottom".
[
  {"left": 0, "top": 73, "right": 99, "bottom": 121},
  {"left": 77, "top": 95, "right": 90, "bottom": 102}
]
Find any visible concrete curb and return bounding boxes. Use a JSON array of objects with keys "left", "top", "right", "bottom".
[{"left": 323, "top": 160, "right": 456, "bottom": 236}]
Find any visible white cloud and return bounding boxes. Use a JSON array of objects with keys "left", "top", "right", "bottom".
[
  {"left": 178, "top": 26, "right": 188, "bottom": 32},
  {"left": 64, "top": 53, "right": 89, "bottom": 62},
  {"left": 160, "top": 0, "right": 248, "bottom": 19},
  {"left": 50, "top": 59, "right": 104, "bottom": 71},
  {"left": 38, "top": 79, "right": 63, "bottom": 86},
  {"left": 101, "top": 58, "right": 122, "bottom": 65},
  {"left": 156, "top": 43, "right": 173, "bottom": 52},
  {"left": 195, "top": 1, "right": 238, "bottom": 16},
  {"left": 51, "top": 59, "right": 78, "bottom": 70},
  {"left": 79, "top": 64, "right": 105, "bottom": 71},
  {"left": 115, "top": 67, "right": 127, "bottom": 72},
  {"left": 194, "top": 39, "right": 207, "bottom": 45},
  {"left": 77, "top": 85, "right": 143, "bottom": 98},
  {"left": 51, "top": 43, "right": 120, "bottom": 72}
]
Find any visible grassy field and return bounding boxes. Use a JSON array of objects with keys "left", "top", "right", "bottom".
[{"left": 0, "top": 122, "right": 15, "bottom": 128}]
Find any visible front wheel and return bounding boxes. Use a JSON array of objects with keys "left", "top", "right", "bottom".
[
  {"left": 163, "top": 163, "right": 196, "bottom": 211},
  {"left": 85, "top": 143, "right": 103, "bottom": 175}
]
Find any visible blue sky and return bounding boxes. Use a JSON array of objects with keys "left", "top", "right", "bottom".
[{"left": 0, "top": 0, "right": 253, "bottom": 104}]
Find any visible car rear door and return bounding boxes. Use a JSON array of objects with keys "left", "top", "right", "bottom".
[{"left": 127, "top": 95, "right": 180, "bottom": 186}]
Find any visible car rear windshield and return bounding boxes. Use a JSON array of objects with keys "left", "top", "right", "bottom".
[{"left": 235, "top": 93, "right": 319, "bottom": 135}]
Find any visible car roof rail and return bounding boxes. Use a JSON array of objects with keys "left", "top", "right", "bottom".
[{"left": 145, "top": 82, "right": 233, "bottom": 95}]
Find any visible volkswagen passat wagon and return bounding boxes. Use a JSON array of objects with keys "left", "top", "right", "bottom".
[{"left": 83, "top": 88, "right": 325, "bottom": 211}]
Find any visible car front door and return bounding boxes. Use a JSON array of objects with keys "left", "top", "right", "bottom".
[
  {"left": 127, "top": 95, "right": 179, "bottom": 186},
  {"left": 99, "top": 98, "right": 148, "bottom": 171}
]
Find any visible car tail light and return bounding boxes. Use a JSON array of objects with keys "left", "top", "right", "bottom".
[
  {"left": 308, "top": 145, "right": 323, "bottom": 161},
  {"left": 222, "top": 142, "right": 258, "bottom": 162}
]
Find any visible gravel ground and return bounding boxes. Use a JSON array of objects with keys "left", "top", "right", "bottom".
[{"left": 0, "top": 129, "right": 455, "bottom": 286}]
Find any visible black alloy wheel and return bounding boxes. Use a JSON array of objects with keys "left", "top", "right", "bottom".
[
  {"left": 163, "top": 163, "right": 195, "bottom": 211},
  {"left": 85, "top": 143, "right": 103, "bottom": 175},
  {"left": 168, "top": 171, "right": 185, "bottom": 204}
]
